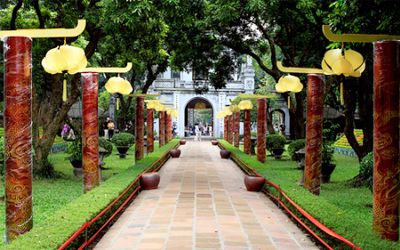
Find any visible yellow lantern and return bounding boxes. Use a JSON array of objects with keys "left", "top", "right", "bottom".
[
  {"left": 223, "top": 106, "right": 233, "bottom": 116},
  {"left": 105, "top": 76, "right": 132, "bottom": 95},
  {"left": 42, "top": 44, "right": 87, "bottom": 74},
  {"left": 230, "top": 104, "right": 240, "bottom": 113},
  {"left": 321, "top": 48, "right": 365, "bottom": 77},
  {"left": 154, "top": 103, "right": 165, "bottom": 112},
  {"left": 238, "top": 100, "right": 253, "bottom": 110},
  {"left": 276, "top": 74, "right": 303, "bottom": 93},
  {"left": 146, "top": 100, "right": 160, "bottom": 109}
]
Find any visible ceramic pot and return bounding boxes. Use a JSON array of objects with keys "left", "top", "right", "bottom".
[
  {"left": 272, "top": 148, "right": 284, "bottom": 159},
  {"left": 140, "top": 173, "right": 160, "bottom": 190},
  {"left": 179, "top": 139, "right": 186, "bottom": 145},
  {"left": 244, "top": 175, "right": 265, "bottom": 191},
  {"left": 211, "top": 140, "right": 218, "bottom": 145},
  {"left": 220, "top": 149, "right": 231, "bottom": 159},
  {"left": 320, "top": 163, "right": 336, "bottom": 183},
  {"left": 170, "top": 148, "right": 181, "bottom": 158}
]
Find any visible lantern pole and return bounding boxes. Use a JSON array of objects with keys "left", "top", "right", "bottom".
[
  {"left": 80, "top": 63, "right": 132, "bottom": 192},
  {"left": 322, "top": 25, "right": 400, "bottom": 241},
  {"left": 135, "top": 96, "right": 145, "bottom": 162},
  {"left": 159, "top": 111, "right": 166, "bottom": 147},
  {"left": 0, "top": 20, "right": 86, "bottom": 242},
  {"left": 257, "top": 98, "right": 267, "bottom": 163},
  {"left": 243, "top": 109, "right": 251, "bottom": 154},
  {"left": 234, "top": 111, "right": 240, "bottom": 147},
  {"left": 147, "top": 108, "right": 154, "bottom": 153}
]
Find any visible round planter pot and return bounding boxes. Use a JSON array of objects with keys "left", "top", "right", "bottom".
[
  {"left": 211, "top": 140, "right": 218, "bottom": 146},
  {"left": 116, "top": 146, "right": 129, "bottom": 158},
  {"left": 244, "top": 175, "right": 265, "bottom": 192},
  {"left": 170, "top": 149, "right": 181, "bottom": 158},
  {"left": 220, "top": 149, "right": 231, "bottom": 159},
  {"left": 140, "top": 173, "right": 160, "bottom": 190},
  {"left": 179, "top": 139, "right": 186, "bottom": 145},
  {"left": 73, "top": 167, "right": 83, "bottom": 178},
  {"left": 70, "top": 159, "right": 82, "bottom": 169},
  {"left": 320, "top": 163, "right": 336, "bottom": 183},
  {"left": 272, "top": 148, "right": 284, "bottom": 159}
]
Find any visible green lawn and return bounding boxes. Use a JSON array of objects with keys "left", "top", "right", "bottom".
[
  {"left": 0, "top": 144, "right": 141, "bottom": 240},
  {"left": 220, "top": 140, "right": 400, "bottom": 250}
]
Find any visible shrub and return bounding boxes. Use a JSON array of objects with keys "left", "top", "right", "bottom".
[
  {"left": 111, "top": 132, "right": 134, "bottom": 147},
  {"left": 288, "top": 139, "right": 305, "bottom": 161},
  {"left": 66, "top": 139, "right": 82, "bottom": 162},
  {"left": 98, "top": 137, "right": 113, "bottom": 158},
  {"left": 322, "top": 143, "right": 335, "bottom": 165},
  {"left": 266, "top": 134, "right": 286, "bottom": 152},
  {"left": 359, "top": 152, "right": 373, "bottom": 191}
]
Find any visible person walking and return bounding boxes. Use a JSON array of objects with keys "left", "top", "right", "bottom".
[
  {"left": 195, "top": 124, "right": 201, "bottom": 141},
  {"left": 107, "top": 119, "right": 115, "bottom": 139}
]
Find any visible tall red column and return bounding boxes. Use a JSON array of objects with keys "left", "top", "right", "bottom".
[
  {"left": 164, "top": 111, "right": 169, "bottom": 143},
  {"left": 227, "top": 115, "right": 233, "bottom": 144},
  {"left": 234, "top": 111, "right": 240, "bottom": 147},
  {"left": 166, "top": 113, "right": 172, "bottom": 142},
  {"left": 82, "top": 73, "right": 100, "bottom": 192},
  {"left": 224, "top": 117, "right": 228, "bottom": 141},
  {"left": 159, "top": 111, "right": 165, "bottom": 147},
  {"left": 147, "top": 108, "right": 154, "bottom": 153},
  {"left": 4, "top": 37, "right": 33, "bottom": 241},
  {"left": 373, "top": 41, "right": 400, "bottom": 241},
  {"left": 244, "top": 109, "right": 251, "bottom": 154},
  {"left": 135, "top": 96, "right": 145, "bottom": 161},
  {"left": 257, "top": 98, "right": 266, "bottom": 163},
  {"left": 304, "top": 74, "right": 324, "bottom": 196}
]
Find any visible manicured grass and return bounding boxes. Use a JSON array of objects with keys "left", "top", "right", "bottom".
[{"left": 220, "top": 140, "right": 399, "bottom": 250}]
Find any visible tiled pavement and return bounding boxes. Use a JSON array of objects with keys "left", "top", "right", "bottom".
[{"left": 94, "top": 141, "right": 318, "bottom": 250}]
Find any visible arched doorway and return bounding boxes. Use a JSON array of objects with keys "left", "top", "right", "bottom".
[
  {"left": 270, "top": 109, "right": 286, "bottom": 134},
  {"left": 184, "top": 97, "right": 213, "bottom": 137}
]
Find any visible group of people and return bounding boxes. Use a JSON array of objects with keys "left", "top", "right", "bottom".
[{"left": 187, "top": 123, "right": 213, "bottom": 138}]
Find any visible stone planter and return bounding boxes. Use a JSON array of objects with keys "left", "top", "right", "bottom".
[
  {"left": 170, "top": 148, "right": 181, "bottom": 158},
  {"left": 116, "top": 146, "right": 129, "bottom": 158},
  {"left": 272, "top": 148, "right": 284, "bottom": 159},
  {"left": 320, "top": 163, "right": 336, "bottom": 183},
  {"left": 140, "top": 173, "right": 160, "bottom": 190},
  {"left": 220, "top": 149, "right": 231, "bottom": 159},
  {"left": 179, "top": 139, "right": 186, "bottom": 145},
  {"left": 244, "top": 175, "right": 265, "bottom": 191},
  {"left": 211, "top": 140, "right": 218, "bottom": 145}
]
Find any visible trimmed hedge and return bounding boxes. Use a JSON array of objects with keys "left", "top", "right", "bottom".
[{"left": 3, "top": 139, "right": 178, "bottom": 250}]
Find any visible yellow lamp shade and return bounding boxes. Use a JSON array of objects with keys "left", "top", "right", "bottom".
[
  {"left": 276, "top": 75, "right": 303, "bottom": 93},
  {"left": 230, "top": 104, "right": 240, "bottom": 113},
  {"left": 292, "top": 82, "right": 304, "bottom": 93},
  {"left": 42, "top": 45, "right": 87, "bottom": 74},
  {"left": 322, "top": 48, "right": 365, "bottom": 77},
  {"left": 171, "top": 109, "right": 178, "bottom": 119},
  {"left": 238, "top": 100, "right": 253, "bottom": 110},
  {"left": 119, "top": 79, "right": 133, "bottom": 95},
  {"left": 275, "top": 82, "right": 287, "bottom": 93},
  {"left": 223, "top": 107, "right": 232, "bottom": 116},
  {"left": 105, "top": 77, "right": 122, "bottom": 94},
  {"left": 146, "top": 100, "right": 159, "bottom": 109},
  {"left": 154, "top": 103, "right": 165, "bottom": 112}
]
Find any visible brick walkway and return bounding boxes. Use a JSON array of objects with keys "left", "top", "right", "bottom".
[{"left": 94, "top": 141, "right": 318, "bottom": 250}]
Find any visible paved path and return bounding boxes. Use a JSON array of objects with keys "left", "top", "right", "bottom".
[{"left": 94, "top": 141, "right": 318, "bottom": 250}]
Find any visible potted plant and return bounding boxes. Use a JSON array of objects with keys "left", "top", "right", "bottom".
[
  {"left": 288, "top": 139, "right": 306, "bottom": 162},
  {"left": 66, "top": 139, "right": 82, "bottom": 177},
  {"left": 98, "top": 137, "right": 113, "bottom": 168},
  {"left": 266, "top": 134, "right": 286, "bottom": 159},
  {"left": 321, "top": 143, "right": 336, "bottom": 183},
  {"left": 111, "top": 132, "right": 134, "bottom": 158}
]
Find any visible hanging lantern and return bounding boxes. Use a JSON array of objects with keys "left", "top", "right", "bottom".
[
  {"left": 154, "top": 103, "right": 165, "bottom": 112},
  {"left": 146, "top": 100, "right": 160, "bottom": 109},
  {"left": 42, "top": 44, "right": 87, "bottom": 74},
  {"left": 230, "top": 104, "right": 240, "bottom": 113},
  {"left": 105, "top": 76, "right": 133, "bottom": 95},
  {"left": 321, "top": 48, "right": 365, "bottom": 77},
  {"left": 223, "top": 107, "right": 233, "bottom": 116},
  {"left": 275, "top": 74, "right": 303, "bottom": 93},
  {"left": 238, "top": 100, "right": 253, "bottom": 110}
]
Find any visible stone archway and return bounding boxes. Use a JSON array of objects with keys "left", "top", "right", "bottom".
[
  {"left": 270, "top": 109, "right": 290, "bottom": 136},
  {"left": 184, "top": 97, "right": 214, "bottom": 137}
]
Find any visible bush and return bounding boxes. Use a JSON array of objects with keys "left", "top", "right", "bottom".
[
  {"left": 322, "top": 143, "right": 335, "bottom": 165},
  {"left": 359, "top": 152, "right": 373, "bottom": 191},
  {"left": 66, "top": 139, "right": 82, "bottom": 162},
  {"left": 111, "top": 132, "right": 134, "bottom": 147},
  {"left": 288, "top": 139, "right": 305, "bottom": 161},
  {"left": 266, "top": 134, "right": 286, "bottom": 152},
  {"left": 98, "top": 137, "right": 113, "bottom": 158}
]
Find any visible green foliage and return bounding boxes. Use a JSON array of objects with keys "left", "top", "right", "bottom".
[
  {"left": 98, "top": 91, "right": 111, "bottom": 112},
  {"left": 322, "top": 143, "right": 335, "bottom": 166},
  {"left": 288, "top": 139, "right": 305, "bottom": 161},
  {"left": 2, "top": 140, "right": 178, "bottom": 250},
  {"left": 111, "top": 132, "right": 134, "bottom": 147},
  {"left": 66, "top": 140, "right": 82, "bottom": 162},
  {"left": 98, "top": 137, "right": 113, "bottom": 158},
  {"left": 359, "top": 152, "right": 373, "bottom": 191},
  {"left": 0, "top": 139, "right": 3, "bottom": 177},
  {"left": 266, "top": 134, "right": 286, "bottom": 152},
  {"left": 219, "top": 140, "right": 399, "bottom": 250}
]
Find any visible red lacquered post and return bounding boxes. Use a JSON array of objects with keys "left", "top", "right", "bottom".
[
  {"left": 135, "top": 96, "right": 145, "bottom": 161},
  {"left": 159, "top": 111, "right": 165, "bottom": 147},
  {"left": 304, "top": 74, "right": 324, "bottom": 196},
  {"left": 4, "top": 37, "right": 33, "bottom": 241},
  {"left": 227, "top": 115, "right": 233, "bottom": 144},
  {"left": 372, "top": 41, "right": 400, "bottom": 241},
  {"left": 243, "top": 109, "right": 251, "bottom": 154},
  {"left": 147, "top": 108, "right": 154, "bottom": 153},
  {"left": 224, "top": 117, "right": 228, "bottom": 141},
  {"left": 234, "top": 111, "right": 240, "bottom": 147},
  {"left": 257, "top": 98, "right": 266, "bottom": 163}
]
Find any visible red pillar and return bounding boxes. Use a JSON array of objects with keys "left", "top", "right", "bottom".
[
  {"left": 4, "top": 36, "right": 33, "bottom": 241},
  {"left": 164, "top": 111, "right": 169, "bottom": 143},
  {"left": 234, "top": 111, "right": 240, "bottom": 147},
  {"left": 135, "top": 96, "right": 145, "bottom": 161},
  {"left": 304, "top": 74, "right": 324, "bottom": 195},
  {"left": 227, "top": 115, "right": 233, "bottom": 144},
  {"left": 166, "top": 113, "right": 172, "bottom": 142},
  {"left": 159, "top": 111, "right": 165, "bottom": 147},
  {"left": 224, "top": 117, "right": 228, "bottom": 141},
  {"left": 147, "top": 108, "right": 154, "bottom": 153},
  {"left": 257, "top": 98, "right": 266, "bottom": 163},
  {"left": 244, "top": 109, "right": 251, "bottom": 154},
  {"left": 82, "top": 73, "right": 100, "bottom": 192},
  {"left": 373, "top": 41, "right": 400, "bottom": 241}
]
